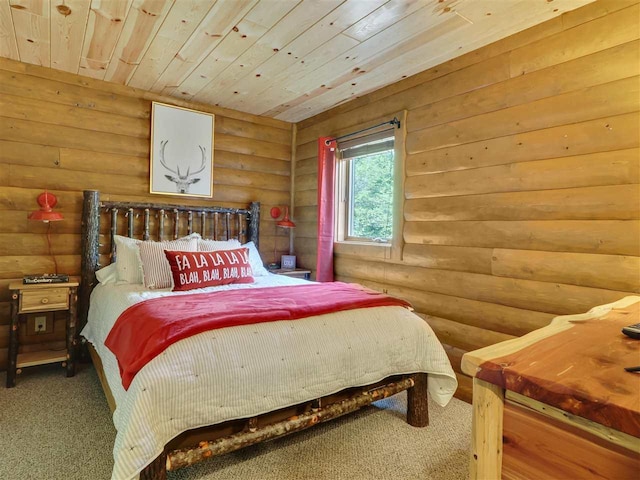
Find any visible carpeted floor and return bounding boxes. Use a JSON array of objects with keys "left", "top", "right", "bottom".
[{"left": 0, "top": 364, "right": 471, "bottom": 480}]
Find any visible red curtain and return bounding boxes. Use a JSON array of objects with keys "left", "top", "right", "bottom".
[{"left": 316, "top": 137, "right": 336, "bottom": 282}]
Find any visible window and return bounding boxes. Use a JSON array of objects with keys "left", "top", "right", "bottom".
[{"left": 336, "top": 132, "right": 395, "bottom": 244}]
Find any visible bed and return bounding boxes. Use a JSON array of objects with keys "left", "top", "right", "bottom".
[{"left": 78, "top": 190, "right": 458, "bottom": 480}]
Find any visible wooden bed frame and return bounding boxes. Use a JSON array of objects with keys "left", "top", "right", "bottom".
[{"left": 78, "top": 190, "right": 429, "bottom": 480}]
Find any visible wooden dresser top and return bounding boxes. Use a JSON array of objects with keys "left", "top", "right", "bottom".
[{"left": 462, "top": 297, "right": 640, "bottom": 437}]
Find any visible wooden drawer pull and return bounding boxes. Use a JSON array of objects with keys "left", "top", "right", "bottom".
[{"left": 41, "top": 298, "right": 49, "bottom": 304}]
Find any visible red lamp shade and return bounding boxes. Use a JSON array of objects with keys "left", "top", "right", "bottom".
[
  {"left": 28, "top": 191, "right": 64, "bottom": 222},
  {"left": 276, "top": 206, "right": 295, "bottom": 229},
  {"left": 270, "top": 206, "right": 295, "bottom": 228}
]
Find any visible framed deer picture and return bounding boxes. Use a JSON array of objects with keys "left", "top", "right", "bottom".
[{"left": 150, "top": 102, "right": 214, "bottom": 198}]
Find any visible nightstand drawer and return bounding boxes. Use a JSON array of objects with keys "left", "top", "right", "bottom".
[{"left": 19, "top": 288, "right": 69, "bottom": 313}]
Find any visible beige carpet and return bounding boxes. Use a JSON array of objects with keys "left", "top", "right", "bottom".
[{"left": 0, "top": 364, "right": 471, "bottom": 480}]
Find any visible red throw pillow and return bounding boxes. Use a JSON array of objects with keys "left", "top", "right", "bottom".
[{"left": 164, "top": 248, "right": 254, "bottom": 291}]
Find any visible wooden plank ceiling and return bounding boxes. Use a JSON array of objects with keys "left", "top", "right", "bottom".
[{"left": 1, "top": 0, "right": 595, "bottom": 123}]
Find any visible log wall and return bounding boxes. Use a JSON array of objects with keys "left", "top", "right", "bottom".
[
  {"left": 293, "top": 0, "right": 640, "bottom": 401},
  {"left": 0, "top": 58, "right": 292, "bottom": 371}
]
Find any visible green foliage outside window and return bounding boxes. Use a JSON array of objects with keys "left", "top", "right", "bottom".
[{"left": 349, "top": 149, "right": 394, "bottom": 241}]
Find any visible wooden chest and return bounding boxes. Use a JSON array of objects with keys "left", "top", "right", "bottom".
[{"left": 462, "top": 296, "right": 640, "bottom": 479}]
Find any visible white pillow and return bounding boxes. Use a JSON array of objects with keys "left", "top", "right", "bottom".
[
  {"left": 113, "top": 235, "right": 143, "bottom": 284},
  {"left": 182, "top": 232, "right": 202, "bottom": 240},
  {"left": 243, "top": 241, "right": 269, "bottom": 276},
  {"left": 139, "top": 237, "right": 198, "bottom": 289},
  {"left": 198, "top": 238, "right": 241, "bottom": 251},
  {"left": 95, "top": 263, "right": 118, "bottom": 285},
  {"left": 113, "top": 233, "right": 202, "bottom": 284}
]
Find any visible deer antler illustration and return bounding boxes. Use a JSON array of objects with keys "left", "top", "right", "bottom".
[{"left": 159, "top": 141, "right": 207, "bottom": 194}]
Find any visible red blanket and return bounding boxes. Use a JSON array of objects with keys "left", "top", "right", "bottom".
[{"left": 105, "top": 282, "right": 411, "bottom": 390}]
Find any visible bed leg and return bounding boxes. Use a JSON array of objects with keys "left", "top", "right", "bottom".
[
  {"left": 407, "top": 373, "right": 429, "bottom": 427},
  {"left": 140, "top": 451, "right": 168, "bottom": 480}
]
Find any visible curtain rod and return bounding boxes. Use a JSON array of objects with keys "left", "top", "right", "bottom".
[{"left": 325, "top": 117, "right": 400, "bottom": 146}]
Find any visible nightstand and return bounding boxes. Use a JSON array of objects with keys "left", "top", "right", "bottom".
[
  {"left": 7, "top": 280, "right": 79, "bottom": 388},
  {"left": 270, "top": 268, "right": 311, "bottom": 280}
]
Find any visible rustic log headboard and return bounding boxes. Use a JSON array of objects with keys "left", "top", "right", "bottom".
[{"left": 78, "top": 190, "right": 260, "bottom": 333}]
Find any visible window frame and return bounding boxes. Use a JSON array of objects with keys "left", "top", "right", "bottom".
[
  {"left": 334, "top": 111, "right": 406, "bottom": 262},
  {"left": 341, "top": 144, "right": 395, "bottom": 244}
]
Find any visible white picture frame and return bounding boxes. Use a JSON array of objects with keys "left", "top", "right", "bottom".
[{"left": 150, "top": 102, "right": 214, "bottom": 198}]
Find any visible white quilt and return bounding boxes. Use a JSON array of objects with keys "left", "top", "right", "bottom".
[{"left": 82, "top": 275, "right": 457, "bottom": 480}]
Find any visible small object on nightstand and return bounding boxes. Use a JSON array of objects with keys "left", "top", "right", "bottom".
[
  {"left": 281, "top": 255, "right": 296, "bottom": 269},
  {"left": 271, "top": 268, "right": 311, "bottom": 280},
  {"left": 7, "top": 279, "right": 79, "bottom": 388},
  {"left": 23, "top": 273, "right": 70, "bottom": 284}
]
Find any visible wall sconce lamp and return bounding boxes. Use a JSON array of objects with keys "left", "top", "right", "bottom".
[
  {"left": 269, "top": 206, "right": 295, "bottom": 268},
  {"left": 28, "top": 191, "right": 64, "bottom": 274},
  {"left": 28, "top": 191, "right": 64, "bottom": 222},
  {"left": 270, "top": 206, "right": 296, "bottom": 229}
]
